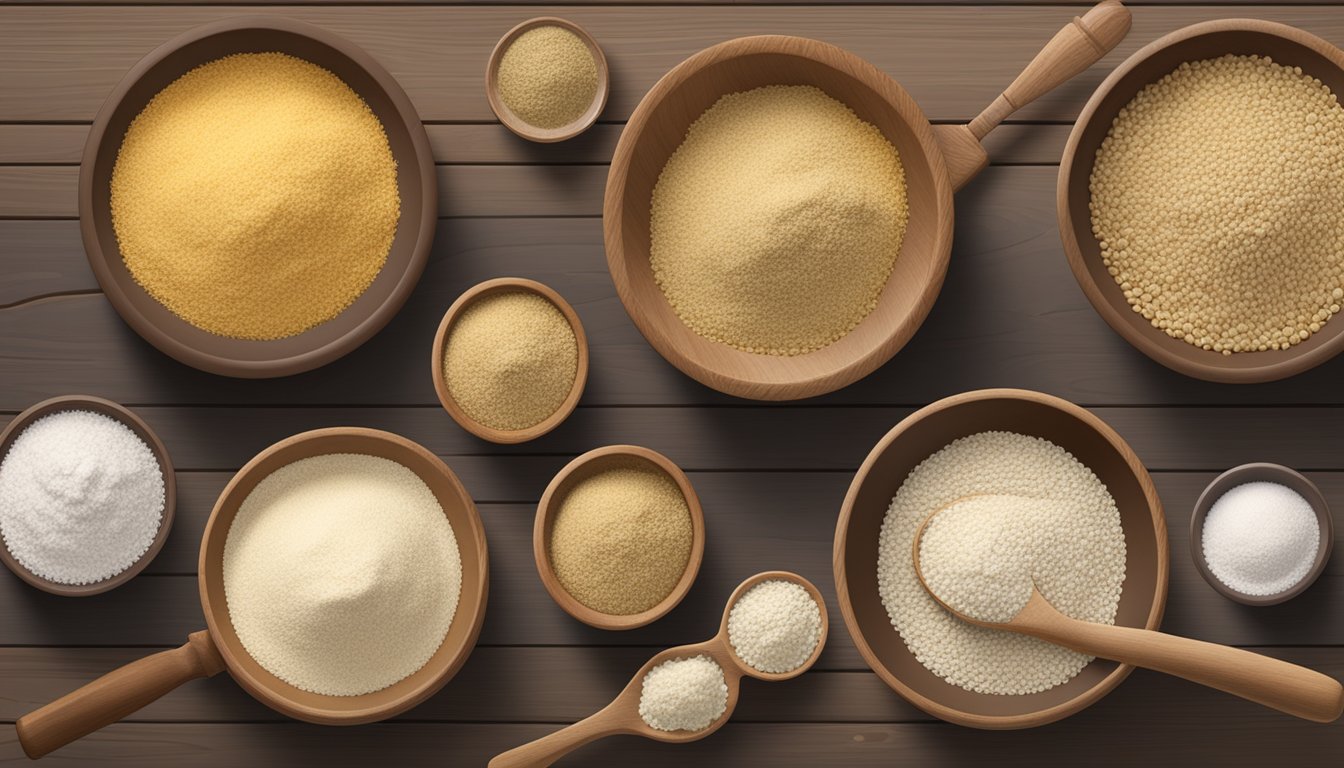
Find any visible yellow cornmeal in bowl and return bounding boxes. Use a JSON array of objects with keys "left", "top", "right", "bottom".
[
  {"left": 497, "top": 26, "right": 598, "bottom": 130},
  {"left": 110, "top": 52, "right": 400, "bottom": 341},
  {"left": 650, "top": 85, "right": 909, "bottom": 357},
  {"left": 442, "top": 290, "right": 579, "bottom": 432}
]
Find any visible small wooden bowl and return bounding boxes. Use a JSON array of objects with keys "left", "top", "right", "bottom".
[
  {"left": 833, "top": 388, "right": 1168, "bottom": 729},
  {"left": 431, "top": 277, "right": 589, "bottom": 444},
  {"left": 721, "top": 570, "right": 829, "bottom": 682},
  {"left": 486, "top": 17, "right": 610, "bottom": 143},
  {"left": 81, "top": 17, "right": 437, "bottom": 378},
  {"left": 1190, "top": 463, "right": 1334, "bottom": 606},
  {"left": 0, "top": 395, "right": 176, "bottom": 597},
  {"left": 1059, "top": 19, "right": 1344, "bottom": 383},
  {"left": 534, "top": 445, "right": 705, "bottom": 630}
]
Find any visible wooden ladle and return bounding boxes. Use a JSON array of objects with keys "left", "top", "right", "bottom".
[
  {"left": 489, "top": 571, "right": 828, "bottom": 768},
  {"left": 912, "top": 500, "right": 1344, "bottom": 723}
]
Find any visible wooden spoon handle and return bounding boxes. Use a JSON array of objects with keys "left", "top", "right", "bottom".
[
  {"left": 15, "top": 631, "right": 226, "bottom": 758},
  {"left": 968, "top": 0, "right": 1131, "bottom": 139},
  {"left": 1033, "top": 611, "right": 1343, "bottom": 722},
  {"left": 489, "top": 710, "right": 624, "bottom": 768}
]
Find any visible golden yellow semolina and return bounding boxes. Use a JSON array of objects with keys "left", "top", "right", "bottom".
[
  {"left": 110, "top": 52, "right": 400, "bottom": 341},
  {"left": 650, "top": 85, "right": 909, "bottom": 356}
]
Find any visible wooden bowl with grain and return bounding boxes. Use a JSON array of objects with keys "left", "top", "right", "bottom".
[{"left": 485, "top": 16, "right": 610, "bottom": 143}]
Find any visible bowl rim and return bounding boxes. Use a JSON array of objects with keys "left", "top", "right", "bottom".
[
  {"left": 78, "top": 15, "right": 438, "bottom": 378},
  {"left": 197, "top": 426, "right": 490, "bottom": 724},
  {"left": 603, "top": 33, "right": 954, "bottom": 401},
  {"left": 1189, "top": 462, "right": 1334, "bottom": 606},
  {"left": 430, "top": 277, "right": 590, "bottom": 444},
  {"left": 485, "top": 16, "right": 610, "bottom": 143},
  {"left": 533, "top": 444, "right": 706, "bottom": 630},
  {"left": 1057, "top": 18, "right": 1344, "bottom": 384},
  {"left": 0, "top": 395, "right": 176, "bottom": 597},
  {"left": 832, "top": 388, "right": 1169, "bottom": 729}
]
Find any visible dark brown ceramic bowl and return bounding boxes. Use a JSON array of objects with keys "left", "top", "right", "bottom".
[
  {"left": 833, "top": 388, "right": 1168, "bottom": 729},
  {"left": 1190, "top": 463, "right": 1334, "bottom": 606},
  {"left": 0, "top": 395, "right": 176, "bottom": 597},
  {"left": 80, "top": 16, "right": 437, "bottom": 378},
  {"left": 534, "top": 445, "right": 706, "bottom": 630},
  {"left": 1059, "top": 19, "right": 1344, "bottom": 383}
]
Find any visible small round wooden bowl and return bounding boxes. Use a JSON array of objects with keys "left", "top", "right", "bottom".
[
  {"left": 1059, "top": 19, "right": 1344, "bottom": 383},
  {"left": 486, "top": 17, "right": 610, "bottom": 143},
  {"left": 604, "top": 35, "right": 954, "bottom": 401},
  {"left": 200, "top": 427, "right": 490, "bottom": 724},
  {"left": 833, "top": 388, "right": 1168, "bottom": 729},
  {"left": 80, "top": 17, "right": 437, "bottom": 378},
  {"left": 1190, "top": 463, "right": 1334, "bottom": 606},
  {"left": 534, "top": 445, "right": 705, "bottom": 630},
  {"left": 431, "top": 278, "right": 589, "bottom": 444},
  {"left": 0, "top": 395, "right": 176, "bottom": 597},
  {"left": 720, "top": 570, "right": 829, "bottom": 682}
]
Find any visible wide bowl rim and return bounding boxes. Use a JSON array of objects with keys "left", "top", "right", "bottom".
[
  {"left": 78, "top": 15, "right": 438, "bottom": 379},
  {"left": 832, "top": 388, "right": 1169, "bottom": 729},
  {"left": 1057, "top": 18, "right": 1344, "bottom": 384}
]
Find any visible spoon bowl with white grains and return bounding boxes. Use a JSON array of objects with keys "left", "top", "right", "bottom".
[
  {"left": 489, "top": 571, "right": 828, "bottom": 768},
  {"left": 912, "top": 497, "right": 1344, "bottom": 723}
]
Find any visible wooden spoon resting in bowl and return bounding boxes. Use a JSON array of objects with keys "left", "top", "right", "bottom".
[{"left": 912, "top": 499, "right": 1344, "bottom": 723}]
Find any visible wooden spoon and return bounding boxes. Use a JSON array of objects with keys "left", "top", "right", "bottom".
[
  {"left": 489, "top": 571, "right": 828, "bottom": 768},
  {"left": 912, "top": 499, "right": 1344, "bottom": 722}
]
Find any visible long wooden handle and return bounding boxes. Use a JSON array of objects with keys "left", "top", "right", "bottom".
[
  {"left": 1022, "top": 602, "right": 1343, "bottom": 722},
  {"left": 488, "top": 709, "right": 624, "bottom": 768},
  {"left": 967, "top": 0, "right": 1131, "bottom": 139},
  {"left": 16, "top": 631, "right": 226, "bottom": 759}
]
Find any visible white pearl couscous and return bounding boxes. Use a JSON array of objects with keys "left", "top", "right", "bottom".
[
  {"left": 727, "top": 579, "right": 822, "bottom": 674},
  {"left": 638, "top": 655, "right": 728, "bottom": 732},
  {"left": 876, "top": 432, "right": 1126, "bottom": 695},
  {"left": 1090, "top": 54, "right": 1344, "bottom": 355}
]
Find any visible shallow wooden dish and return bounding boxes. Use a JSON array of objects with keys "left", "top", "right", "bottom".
[
  {"left": 0, "top": 395, "right": 176, "bottom": 598},
  {"left": 1190, "top": 463, "right": 1334, "bottom": 606},
  {"left": 832, "top": 388, "right": 1168, "bottom": 729},
  {"left": 431, "top": 277, "right": 589, "bottom": 444},
  {"left": 486, "top": 16, "right": 609, "bottom": 142},
  {"left": 1059, "top": 19, "right": 1344, "bottom": 383},
  {"left": 80, "top": 16, "right": 437, "bottom": 378},
  {"left": 534, "top": 445, "right": 705, "bottom": 630},
  {"left": 16, "top": 427, "right": 488, "bottom": 758}
]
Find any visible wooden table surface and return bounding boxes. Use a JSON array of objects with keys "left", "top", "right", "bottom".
[{"left": 1, "top": 1, "right": 1342, "bottom": 765}]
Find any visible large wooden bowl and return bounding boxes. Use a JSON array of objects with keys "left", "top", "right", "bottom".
[
  {"left": 80, "top": 17, "right": 437, "bottom": 378},
  {"left": 1059, "top": 20, "right": 1344, "bottom": 383},
  {"left": 604, "top": 35, "right": 954, "bottom": 401},
  {"left": 833, "top": 389, "right": 1168, "bottom": 729}
]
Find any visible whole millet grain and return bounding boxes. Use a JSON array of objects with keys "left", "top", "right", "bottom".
[
  {"left": 497, "top": 26, "right": 598, "bottom": 130},
  {"left": 650, "top": 85, "right": 909, "bottom": 356},
  {"left": 1090, "top": 54, "right": 1344, "bottom": 354},
  {"left": 443, "top": 290, "right": 579, "bottom": 432},
  {"left": 111, "top": 53, "right": 399, "bottom": 341}
]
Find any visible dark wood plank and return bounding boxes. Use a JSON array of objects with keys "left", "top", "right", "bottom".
[
  {"left": 13, "top": 168, "right": 1344, "bottom": 407},
  {"left": 4, "top": 6, "right": 1344, "bottom": 123}
]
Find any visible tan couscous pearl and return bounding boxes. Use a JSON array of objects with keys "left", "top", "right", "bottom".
[
  {"left": 1090, "top": 54, "right": 1344, "bottom": 355},
  {"left": 497, "top": 26, "right": 598, "bottom": 130}
]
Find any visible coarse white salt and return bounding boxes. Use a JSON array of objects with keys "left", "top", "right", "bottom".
[
  {"left": 876, "top": 431, "right": 1126, "bottom": 696},
  {"left": 638, "top": 655, "right": 728, "bottom": 732},
  {"left": 727, "top": 579, "right": 822, "bottom": 674},
  {"left": 0, "top": 410, "right": 165, "bottom": 585},
  {"left": 1201, "top": 481, "right": 1320, "bottom": 597}
]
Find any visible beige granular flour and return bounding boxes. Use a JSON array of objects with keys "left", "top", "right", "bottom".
[
  {"left": 650, "top": 85, "right": 909, "bottom": 356},
  {"left": 223, "top": 454, "right": 461, "bottom": 697},
  {"left": 111, "top": 53, "right": 399, "bottom": 340},
  {"left": 497, "top": 26, "right": 598, "bottom": 129},
  {"left": 548, "top": 462, "right": 692, "bottom": 615},
  {"left": 876, "top": 432, "right": 1126, "bottom": 695},
  {"left": 443, "top": 290, "right": 579, "bottom": 431},
  {"left": 1091, "top": 54, "right": 1344, "bottom": 354}
]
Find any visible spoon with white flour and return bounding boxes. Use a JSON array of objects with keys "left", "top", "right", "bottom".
[{"left": 913, "top": 495, "right": 1343, "bottom": 722}]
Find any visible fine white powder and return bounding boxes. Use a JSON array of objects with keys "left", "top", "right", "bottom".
[
  {"left": 223, "top": 453, "right": 462, "bottom": 696},
  {"left": 638, "top": 655, "right": 728, "bottom": 732},
  {"left": 877, "top": 431, "right": 1126, "bottom": 695},
  {"left": 0, "top": 410, "right": 165, "bottom": 585},
  {"left": 727, "top": 579, "right": 822, "bottom": 674},
  {"left": 1202, "top": 481, "right": 1320, "bottom": 596}
]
